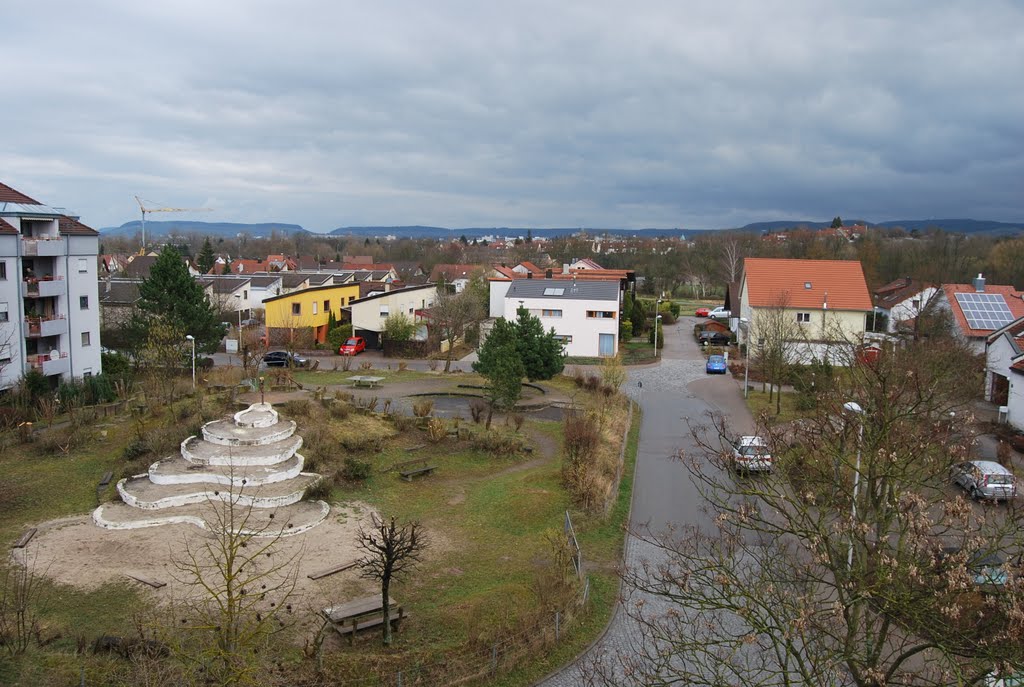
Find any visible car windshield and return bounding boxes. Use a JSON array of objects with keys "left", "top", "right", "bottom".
[
  {"left": 709, "top": 356, "right": 725, "bottom": 364},
  {"left": 345, "top": 339, "right": 359, "bottom": 346},
  {"left": 739, "top": 445, "right": 769, "bottom": 457}
]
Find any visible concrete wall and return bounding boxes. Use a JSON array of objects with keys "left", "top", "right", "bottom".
[
  {"left": 66, "top": 235, "right": 102, "bottom": 379},
  {"left": 0, "top": 238, "right": 22, "bottom": 390},
  {"left": 489, "top": 280, "right": 512, "bottom": 318}
]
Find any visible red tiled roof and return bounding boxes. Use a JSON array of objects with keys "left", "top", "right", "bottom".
[
  {"left": 0, "top": 181, "right": 41, "bottom": 204},
  {"left": 873, "top": 277, "right": 928, "bottom": 308},
  {"left": 342, "top": 262, "right": 393, "bottom": 272},
  {"left": 430, "top": 264, "right": 481, "bottom": 282},
  {"left": 58, "top": 216, "right": 99, "bottom": 236},
  {"left": 943, "top": 283, "right": 1024, "bottom": 338},
  {"left": 491, "top": 264, "right": 517, "bottom": 278},
  {"left": 743, "top": 258, "right": 872, "bottom": 311},
  {"left": 518, "top": 261, "right": 542, "bottom": 273},
  {"left": 0, "top": 218, "right": 16, "bottom": 234}
]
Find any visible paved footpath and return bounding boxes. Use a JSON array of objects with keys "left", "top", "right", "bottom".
[{"left": 537, "top": 318, "right": 755, "bottom": 686}]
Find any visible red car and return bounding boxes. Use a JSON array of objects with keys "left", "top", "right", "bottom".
[
  {"left": 695, "top": 307, "right": 711, "bottom": 317},
  {"left": 338, "top": 336, "right": 367, "bottom": 356}
]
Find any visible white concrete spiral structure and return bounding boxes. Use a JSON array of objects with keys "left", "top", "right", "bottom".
[{"left": 93, "top": 403, "right": 329, "bottom": 537}]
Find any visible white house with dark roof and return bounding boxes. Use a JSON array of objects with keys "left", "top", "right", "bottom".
[
  {"left": 985, "top": 316, "right": 1024, "bottom": 431},
  {"left": 502, "top": 278, "right": 620, "bottom": 358}
]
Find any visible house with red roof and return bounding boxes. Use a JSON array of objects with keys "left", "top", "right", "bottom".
[
  {"left": 985, "top": 316, "right": 1024, "bottom": 432},
  {"left": 429, "top": 263, "right": 482, "bottom": 292},
  {"left": 936, "top": 275, "right": 1024, "bottom": 355},
  {"left": 737, "top": 258, "right": 872, "bottom": 364},
  {"left": 872, "top": 277, "right": 941, "bottom": 334}
]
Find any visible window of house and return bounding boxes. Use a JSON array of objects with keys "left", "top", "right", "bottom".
[
  {"left": 911, "top": 299, "right": 921, "bottom": 309},
  {"left": 0, "top": 302, "right": 7, "bottom": 323},
  {"left": 312, "top": 302, "right": 318, "bottom": 315},
  {"left": 586, "top": 310, "right": 615, "bottom": 319},
  {"left": 553, "top": 334, "right": 573, "bottom": 344},
  {"left": 0, "top": 345, "right": 11, "bottom": 364},
  {"left": 796, "top": 312, "right": 811, "bottom": 323},
  {"left": 83, "top": 368, "right": 93, "bottom": 379},
  {"left": 77, "top": 258, "right": 88, "bottom": 273},
  {"left": 542, "top": 309, "right": 563, "bottom": 318},
  {"left": 379, "top": 305, "right": 390, "bottom": 317},
  {"left": 243, "top": 290, "right": 248, "bottom": 300},
  {"left": 292, "top": 303, "right": 301, "bottom": 316},
  {"left": 0, "top": 261, "right": 6, "bottom": 280},
  {"left": 80, "top": 295, "right": 89, "bottom": 310},
  {"left": 323, "top": 299, "right": 330, "bottom": 312},
  {"left": 81, "top": 331, "right": 91, "bottom": 347}
]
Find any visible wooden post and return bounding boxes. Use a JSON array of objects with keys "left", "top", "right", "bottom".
[{"left": 555, "top": 611, "right": 560, "bottom": 642}]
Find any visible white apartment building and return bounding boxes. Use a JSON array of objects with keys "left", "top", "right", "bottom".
[
  {"left": 504, "top": 278, "right": 620, "bottom": 357},
  {"left": 0, "top": 181, "right": 102, "bottom": 390}
]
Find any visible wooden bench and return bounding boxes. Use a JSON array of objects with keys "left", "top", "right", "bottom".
[
  {"left": 307, "top": 560, "right": 359, "bottom": 580},
  {"left": 322, "top": 595, "right": 406, "bottom": 644},
  {"left": 399, "top": 460, "right": 437, "bottom": 481},
  {"left": 12, "top": 528, "right": 36, "bottom": 549},
  {"left": 349, "top": 375, "right": 385, "bottom": 389}
]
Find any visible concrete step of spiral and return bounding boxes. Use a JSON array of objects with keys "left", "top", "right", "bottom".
[
  {"left": 149, "top": 453, "right": 305, "bottom": 487},
  {"left": 93, "top": 499, "right": 330, "bottom": 538},
  {"left": 181, "top": 433, "right": 302, "bottom": 467},
  {"left": 201, "top": 417, "right": 297, "bottom": 447},
  {"left": 118, "top": 472, "right": 321, "bottom": 510}
]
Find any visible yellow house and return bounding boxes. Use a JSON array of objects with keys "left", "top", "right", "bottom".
[{"left": 264, "top": 282, "right": 361, "bottom": 345}]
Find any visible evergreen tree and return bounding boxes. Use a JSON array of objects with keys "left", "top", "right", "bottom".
[
  {"left": 631, "top": 297, "right": 647, "bottom": 333},
  {"left": 473, "top": 318, "right": 524, "bottom": 411},
  {"left": 197, "top": 237, "right": 216, "bottom": 274},
  {"left": 221, "top": 257, "right": 232, "bottom": 275},
  {"left": 831, "top": 216, "right": 843, "bottom": 228},
  {"left": 526, "top": 229, "right": 533, "bottom": 243},
  {"left": 460, "top": 234, "right": 469, "bottom": 245},
  {"left": 138, "top": 246, "right": 225, "bottom": 353},
  {"left": 513, "top": 307, "right": 564, "bottom": 381}
]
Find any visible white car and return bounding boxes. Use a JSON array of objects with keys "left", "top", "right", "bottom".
[
  {"left": 731, "top": 436, "right": 773, "bottom": 473},
  {"left": 708, "top": 306, "right": 731, "bottom": 320}
]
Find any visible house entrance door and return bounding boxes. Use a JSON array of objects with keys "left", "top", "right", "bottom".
[{"left": 599, "top": 333, "right": 614, "bottom": 357}]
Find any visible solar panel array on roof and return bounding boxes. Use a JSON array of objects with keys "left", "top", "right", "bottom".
[{"left": 954, "top": 292, "right": 1015, "bottom": 330}]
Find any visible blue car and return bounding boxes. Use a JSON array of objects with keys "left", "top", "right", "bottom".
[{"left": 706, "top": 354, "right": 727, "bottom": 374}]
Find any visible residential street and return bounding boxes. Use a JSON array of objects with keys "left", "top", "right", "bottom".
[{"left": 538, "top": 317, "right": 755, "bottom": 686}]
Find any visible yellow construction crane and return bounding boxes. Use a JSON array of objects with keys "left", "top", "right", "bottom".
[{"left": 134, "top": 195, "right": 213, "bottom": 253}]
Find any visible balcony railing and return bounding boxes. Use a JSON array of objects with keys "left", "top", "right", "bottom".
[
  {"left": 27, "top": 352, "right": 70, "bottom": 377},
  {"left": 22, "top": 275, "right": 64, "bottom": 298},
  {"left": 21, "top": 236, "right": 65, "bottom": 256},
  {"left": 24, "top": 314, "right": 67, "bottom": 338}
]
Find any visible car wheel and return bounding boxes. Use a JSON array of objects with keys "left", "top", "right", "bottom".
[{"left": 970, "top": 486, "right": 981, "bottom": 500}]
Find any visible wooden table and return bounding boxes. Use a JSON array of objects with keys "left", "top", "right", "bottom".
[
  {"left": 349, "top": 376, "right": 385, "bottom": 389},
  {"left": 322, "top": 595, "right": 405, "bottom": 641}
]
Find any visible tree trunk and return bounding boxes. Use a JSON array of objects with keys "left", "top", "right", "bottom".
[
  {"left": 381, "top": 577, "right": 392, "bottom": 645},
  {"left": 486, "top": 404, "right": 493, "bottom": 430},
  {"left": 443, "top": 339, "right": 453, "bottom": 373}
]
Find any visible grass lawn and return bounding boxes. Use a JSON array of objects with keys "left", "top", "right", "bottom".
[
  {"left": 565, "top": 337, "right": 658, "bottom": 366},
  {"left": 744, "top": 388, "right": 808, "bottom": 425},
  {"left": 0, "top": 376, "right": 639, "bottom": 686}
]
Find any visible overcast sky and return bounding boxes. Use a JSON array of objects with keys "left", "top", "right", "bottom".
[{"left": 2, "top": 1, "right": 1022, "bottom": 232}]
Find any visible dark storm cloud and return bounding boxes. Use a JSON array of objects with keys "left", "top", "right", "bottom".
[{"left": 1, "top": 0, "right": 1021, "bottom": 230}]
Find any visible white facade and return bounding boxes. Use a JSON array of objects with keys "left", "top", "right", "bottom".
[
  {"left": 349, "top": 285, "right": 438, "bottom": 337},
  {"left": 883, "top": 286, "right": 940, "bottom": 333},
  {"left": 0, "top": 196, "right": 102, "bottom": 390},
  {"left": 489, "top": 280, "right": 513, "bottom": 318},
  {"left": 985, "top": 325, "right": 1024, "bottom": 432},
  {"left": 503, "top": 279, "right": 620, "bottom": 358}
]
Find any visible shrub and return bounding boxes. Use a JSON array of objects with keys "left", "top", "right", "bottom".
[
  {"left": 340, "top": 456, "right": 373, "bottom": 481},
  {"left": 471, "top": 431, "right": 519, "bottom": 456},
  {"left": 619, "top": 319, "right": 633, "bottom": 340},
  {"left": 391, "top": 414, "right": 416, "bottom": 432},
  {"left": 122, "top": 436, "right": 149, "bottom": 460},
  {"left": 584, "top": 375, "right": 600, "bottom": 392},
  {"left": 427, "top": 358, "right": 439, "bottom": 371},
  {"left": 327, "top": 325, "right": 354, "bottom": 352},
  {"left": 468, "top": 399, "right": 487, "bottom": 424},
  {"left": 426, "top": 418, "right": 447, "bottom": 443},
  {"left": 508, "top": 413, "right": 525, "bottom": 431},
  {"left": 101, "top": 351, "right": 133, "bottom": 378},
  {"left": 359, "top": 361, "right": 373, "bottom": 371},
  {"left": 283, "top": 399, "right": 312, "bottom": 417},
  {"left": 303, "top": 477, "right": 332, "bottom": 501},
  {"left": 412, "top": 399, "right": 434, "bottom": 418},
  {"left": 328, "top": 401, "right": 351, "bottom": 420}
]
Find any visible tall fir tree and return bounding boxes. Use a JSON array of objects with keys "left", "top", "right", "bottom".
[
  {"left": 197, "top": 237, "right": 216, "bottom": 274},
  {"left": 513, "top": 307, "right": 564, "bottom": 381},
  {"left": 138, "top": 246, "right": 225, "bottom": 353},
  {"left": 472, "top": 318, "right": 525, "bottom": 411}
]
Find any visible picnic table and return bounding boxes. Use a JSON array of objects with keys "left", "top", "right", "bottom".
[
  {"left": 322, "top": 594, "right": 407, "bottom": 642},
  {"left": 349, "top": 375, "right": 385, "bottom": 389}
]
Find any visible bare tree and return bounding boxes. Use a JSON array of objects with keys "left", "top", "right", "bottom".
[
  {"left": 238, "top": 327, "right": 268, "bottom": 383},
  {"left": 0, "top": 326, "right": 15, "bottom": 391},
  {"left": 356, "top": 516, "right": 426, "bottom": 646},
  {"left": 750, "top": 293, "right": 799, "bottom": 414},
  {"left": 429, "top": 289, "right": 484, "bottom": 372},
  {"left": 585, "top": 338, "right": 1022, "bottom": 687},
  {"left": 140, "top": 320, "right": 188, "bottom": 404},
  {"left": 0, "top": 546, "right": 46, "bottom": 656},
  {"left": 720, "top": 238, "right": 742, "bottom": 284},
  {"left": 170, "top": 480, "right": 301, "bottom": 685}
]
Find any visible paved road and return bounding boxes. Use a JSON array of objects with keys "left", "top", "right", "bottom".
[{"left": 538, "top": 317, "right": 755, "bottom": 686}]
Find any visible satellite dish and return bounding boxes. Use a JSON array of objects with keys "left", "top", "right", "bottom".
[{"left": 49, "top": 350, "right": 60, "bottom": 360}]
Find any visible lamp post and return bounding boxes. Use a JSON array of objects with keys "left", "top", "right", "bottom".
[
  {"left": 843, "top": 401, "right": 865, "bottom": 569},
  {"left": 185, "top": 335, "right": 196, "bottom": 390},
  {"left": 739, "top": 319, "right": 752, "bottom": 398},
  {"left": 654, "top": 314, "right": 663, "bottom": 358}
]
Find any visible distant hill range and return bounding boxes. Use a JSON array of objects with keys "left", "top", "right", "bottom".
[
  {"left": 738, "top": 218, "right": 1023, "bottom": 236},
  {"left": 100, "top": 218, "right": 1023, "bottom": 240}
]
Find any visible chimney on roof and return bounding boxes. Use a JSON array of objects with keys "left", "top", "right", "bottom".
[
  {"left": 974, "top": 273, "right": 986, "bottom": 293},
  {"left": 526, "top": 272, "right": 532, "bottom": 279},
  {"left": 545, "top": 269, "right": 552, "bottom": 278},
  {"left": 562, "top": 263, "right": 569, "bottom": 274}
]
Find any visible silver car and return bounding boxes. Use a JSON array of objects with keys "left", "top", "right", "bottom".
[
  {"left": 732, "top": 436, "right": 773, "bottom": 473},
  {"left": 951, "top": 460, "right": 1017, "bottom": 501}
]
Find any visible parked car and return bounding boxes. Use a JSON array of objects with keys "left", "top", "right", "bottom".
[
  {"left": 264, "top": 351, "right": 308, "bottom": 368},
  {"left": 699, "top": 330, "right": 732, "bottom": 346},
  {"left": 951, "top": 460, "right": 1017, "bottom": 501},
  {"left": 708, "top": 306, "right": 731, "bottom": 320},
  {"left": 938, "top": 547, "right": 1010, "bottom": 589},
  {"left": 338, "top": 336, "right": 367, "bottom": 356},
  {"left": 731, "top": 436, "right": 773, "bottom": 473},
  {"left": 987, "top": 670, "right": 1024, "bottom": 686},
  {"left": 694, "top": 306, "right": 711, "bottom": 317},
  {"left": 706, "top": 354, "right": 728, "bottom": 374}
]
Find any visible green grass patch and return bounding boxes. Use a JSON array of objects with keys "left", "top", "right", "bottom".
[
  {"left": 744, "top": 389, "right": 808, "bottom": 424},
  {"left": 291, "top": 368, "right": 437, "bottom": 386},
  {"left": 565, "top": 338, "right": 658, "bottom": 366}
]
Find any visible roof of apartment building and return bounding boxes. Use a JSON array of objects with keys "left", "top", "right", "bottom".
[
  {"left": 430, "top": 263, "right": 481, "bottom": 282},
  {"left": 207, "top": 276, "right": 251, "bottom": 294},
  {"left": 346, "top": 283, "right": 437, "bottom": 305},
  {"left": 246, "top": 274, "right": 283, "bottom": 288},
  {"left": 943, "top": 277, "right": 1024, "bottom": 338},
  {"left": 0, "top": 182, "right": 99, "bottom": 235},
  {"left": 742, "top": 258, "right": 872, "bottom": 311},
  {"left": 0, "top": 218, "right": 16, "bottom": 234},
  {"left": 119, "top": 256, "right": 159, "bottom": 279},
  {"left": 99, "top": 280, "right": 142, "bottom": 306},
  {"left": 0, "top": 181, "right": 40, "bottom": 204},
  {"left": 506, "top": 278, "right": 619, "bottom": 301},
  {"left": 58, "top": 215, "right": 99, "bottom": 236}
]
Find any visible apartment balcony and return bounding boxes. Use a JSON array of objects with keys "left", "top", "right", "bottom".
[
  {"left": 24, "top": 315, "right": 68, "bottom": 338},
  {"left": 27, "top": 352, "right": 70, "bottom": 377},
  {"left": 22, "top": 276, "right": 65, "bottom": 299},
  {"left": 21, "top": 236, "right": 65, "bottom": 257}
]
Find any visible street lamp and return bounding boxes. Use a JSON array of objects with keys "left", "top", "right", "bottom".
[
  {"left": 653, "top": 314, "right": 663, "bottom": 358},
  {"left": 185, "top": 335, "right": 196, "bottom": 390},
  {"left": 739, "top": 318, "right": 750, "bottom": 398},
  {"left": 843, "top": 401, "right": 865, "bottom": 569}
]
